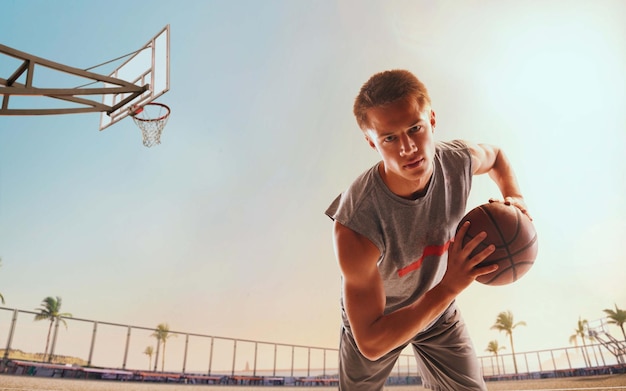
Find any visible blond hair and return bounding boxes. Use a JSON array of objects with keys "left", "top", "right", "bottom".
[{"left": 353, "top": 70, "right": 431, "bottom": 130}]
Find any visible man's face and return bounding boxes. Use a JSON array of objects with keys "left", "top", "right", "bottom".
[{"left": 363, "top": 97, "right": 436, "bottom": 197}]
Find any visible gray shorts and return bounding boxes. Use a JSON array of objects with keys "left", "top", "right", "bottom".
[{"left": 338, "top": 304, "right": 486, "bottom": 391}]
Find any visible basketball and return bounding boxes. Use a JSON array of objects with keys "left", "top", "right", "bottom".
[{"left": 456, "top": 202, "right": 538, "bottom": 286}]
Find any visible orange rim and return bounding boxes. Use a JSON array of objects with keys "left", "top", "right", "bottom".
[{"left": 131, "top": 102, "right": 170, "bottom": 122}]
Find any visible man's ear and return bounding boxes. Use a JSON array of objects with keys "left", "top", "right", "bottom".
[
  {"left": 365, "top": 135, "right": 377, "bottom": 151},
  {"left": 430, "top": 109, "right": 436, "bottom": 130}
]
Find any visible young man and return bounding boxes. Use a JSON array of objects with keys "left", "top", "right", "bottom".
[{"left": 325, "top": 70, "right": 530, "bottom": 390}]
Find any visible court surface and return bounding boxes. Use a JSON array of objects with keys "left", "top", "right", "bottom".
[
  {"left": 410, "top": 374, "right": 626, "bottom": 391},
  {"left": 487, "top": 375, "right": 626, "bottom": 391},
  {"left": 1, "top": 374, "right": 626, "bottom": 391}
]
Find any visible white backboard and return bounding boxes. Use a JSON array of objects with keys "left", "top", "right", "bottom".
[{"left": 99, "top": 25, "right": 170, "bottom": 130}]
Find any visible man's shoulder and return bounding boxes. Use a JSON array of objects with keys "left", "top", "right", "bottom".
[
  {"left": 350, "top": 163, "right": 380, "bottom": 188},
  {"left": 325, "top": 163, "right": 380, "bottom": 219},
  {"left": 436, "top": 139, "right": 469, "bottom": 153},
  {"left": 434, "top": 140, "right": 473, "bottom": 177},
  {"left": 335, "top": 163, "right": 380, "bottom": 203},
  {"left": 435, "top": 139, "right": 471, "bottom": 162}
]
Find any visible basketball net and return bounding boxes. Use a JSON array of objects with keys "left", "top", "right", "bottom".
[{"left": 130, "top": 103, "right": 171, "bottom": 147}]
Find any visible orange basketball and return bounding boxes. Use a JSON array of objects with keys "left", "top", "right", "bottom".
[{"left": 456, "top": 202, "right": 538, "bottom": 286}]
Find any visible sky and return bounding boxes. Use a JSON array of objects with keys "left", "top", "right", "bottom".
[{"left": 1, "top": 0, "right": 625, "bottom": 372}]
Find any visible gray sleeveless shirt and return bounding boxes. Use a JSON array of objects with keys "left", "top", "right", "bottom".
[{"left": 326, "top": 140, "right": 473, "bottom": 328}]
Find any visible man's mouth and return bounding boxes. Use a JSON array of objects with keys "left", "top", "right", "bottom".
[{"left": 404, "top": 157, "right": 424, "bottom": 169}]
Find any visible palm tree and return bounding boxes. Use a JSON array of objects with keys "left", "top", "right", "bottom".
[
  {"left": 485, "top": 340, "right": 506, "bottom": 375},
  {"left": 143, "top": 346, "right": 155, "bottom": 370},
  {"left": 33, "top": 296, "right": 72, "bottom": 362},
  {"left": 491, "top": 310, "right": 526, "bottom": 374},
  {"left": 151, "top": 323, "right": 177, "bottom": 372},
  {"left": 603, "top": 304, "right": 626, "bottom": 341},
  {"left": 569, "top": 316, "right": 594, "bottom": 367}
]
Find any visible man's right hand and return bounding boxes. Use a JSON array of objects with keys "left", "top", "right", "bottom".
[{"left": 440, "top": 221, "right": 497, "bottom": 296}]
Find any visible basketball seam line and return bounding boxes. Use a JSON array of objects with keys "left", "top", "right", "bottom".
[{"left": 481, "top": 205, "right": 519, "bottom": 283}]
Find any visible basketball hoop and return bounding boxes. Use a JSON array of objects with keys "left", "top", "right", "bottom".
[{"left": 130, "top": 102, "right": 170, "bottom": 147}]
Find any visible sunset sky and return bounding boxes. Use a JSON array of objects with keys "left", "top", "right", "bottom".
[{"left": 1, "top": 0, "right": 625, "bottom": 372}]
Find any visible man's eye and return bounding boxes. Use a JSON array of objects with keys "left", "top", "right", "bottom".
[
  {"left": 409, "top": 126, "right": 421, "bottom": 133},
  {"left": 384, "top": 136, "right": 396, "bottom": 142}
]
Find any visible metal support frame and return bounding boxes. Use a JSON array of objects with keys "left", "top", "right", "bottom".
[
  {"left": 587, "top": 318, "right": 626, "bottom": 364},
  {"left": 0, "top": 44, "right": 149, "bottom": 116}
]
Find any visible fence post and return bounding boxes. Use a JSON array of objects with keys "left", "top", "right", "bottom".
[
  {"left": 591, "top": 344, "right": 601, "bottom": 367},
  {"left": 231, "top": 340, "right": 237, "bottom": 376},
  {"left": 582, "top": 345, "right": 590, "bottom": 367},
  {"left": 273, "top": 344, "right": 277, "bottom": 376},
  {"left": 122, "top": 326, "right": 131, "bottom": 370},
  {"left": 208, "top": 337, "right": 214, "bottom": 376},
  {"left": 253, "top": 342, "right": 258, "bottom": 376},
  {"left": 596, "top": 343, "right": 607, "bottom": 367},
  {"left": 396, "top": 356, "right": 400, "bottom": 376},
  {"left": 524, "top": 353, "right": 529, "bottom": 376},
  {"left": 537, "top": 352, "right": 543, "bottom": 372},
  {"left": 3, "top": 309, "right": 18, "bottom": 362},
  {"left": 182, "top": 334, "right": 189, "bottom": 374},
  {"left": 0, "top": 308, "right": 18, "bottom": 371},
  {"left": 406, "top": 355, "right": 410, "bottom": 377},
  {"left": 565, "top": 347, "right": 572, "bottom": 371},
  {"left": 490, "top": 355, "right": 497, "bottom": 376},
  {"left": 307, "top": 347, "right": 311, "bottom": 377},
  {"left": 88, "top": 321, "right": 98, "bottom": 366}
]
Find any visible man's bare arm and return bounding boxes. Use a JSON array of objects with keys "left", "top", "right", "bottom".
[
  {"left": 467, "top": 142, "right": 531, "bottom": 218},
  {"left": 333, "top": 220, "right": 496, "bottom": 361}
]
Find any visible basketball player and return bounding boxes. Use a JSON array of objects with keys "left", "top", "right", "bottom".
[{"left": 325, "top": 70, "right": 530, "bottom": 390}]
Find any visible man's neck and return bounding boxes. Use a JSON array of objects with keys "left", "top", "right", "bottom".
[{"left": 378, "top": 163, "right": 433, "bottom": 200}]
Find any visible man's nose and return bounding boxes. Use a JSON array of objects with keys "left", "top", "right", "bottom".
[{"left": 399, "top": 135, "right": 417, "bottom": 156}]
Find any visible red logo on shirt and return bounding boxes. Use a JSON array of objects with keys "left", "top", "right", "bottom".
[{"left": 397, "top": 240, "right": 452, "bottom": 277}]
